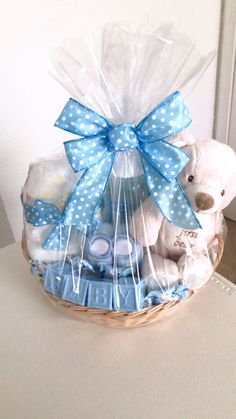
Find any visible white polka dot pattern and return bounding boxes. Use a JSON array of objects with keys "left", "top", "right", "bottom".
[
  {"left": 54, "top": 98, "right": 112, "bottom": 136},
  {"left": 62, "top": 153, "right": 115, "bottom": 227},
  {"left": 142, "top": 157, "right": 200, "bottom": 229},
  {"left": 137, "top": 91, "right": 191, "bottom": 141},
  {"left": 142, "top": 139, "right": 189, "bottom": 181},
  {"left": 64, "top": 136, "right": 108, "bottom": 172},
  {"left": 23, "top": 200, "right": 61, "bottom": 226},
  {"left": 108, "top": 124, "right": 138, "bottom": 151},
  {"left": 42, "top": 224, "right": 80, "bottom": 251}
]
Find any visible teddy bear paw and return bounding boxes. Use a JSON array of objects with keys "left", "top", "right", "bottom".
[
  {"left": 178, "top": 253, "right": 213, "bottom": 291},
  {"left": 142, "top": 253, "right": 179, "bottom": 290}
]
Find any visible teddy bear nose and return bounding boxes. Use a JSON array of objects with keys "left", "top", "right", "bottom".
[{"left": 195, "top": 192, "right": 214, "bottom": 210}]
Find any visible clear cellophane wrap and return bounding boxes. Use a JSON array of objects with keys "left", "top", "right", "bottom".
[{"left": 22, "top": 22, "right": 226, "bottom": 314}]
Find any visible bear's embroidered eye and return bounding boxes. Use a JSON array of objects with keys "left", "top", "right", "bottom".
[
  {"left": 188, "top": 175, "right": 194, "bottom": 182},
  {"left": 221, "top": 189, "right": 225, "bottom": 196}
]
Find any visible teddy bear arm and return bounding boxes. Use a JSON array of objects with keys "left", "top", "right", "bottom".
[{"left": 129, "top": 196, "right": 163, "bottom": 246}]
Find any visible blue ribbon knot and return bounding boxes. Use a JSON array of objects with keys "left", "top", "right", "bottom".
[
  {"left": 108, "top": 124, "right": 138, "bottom": 151},
  {"left": 23, "top": 91, "right": 201, "bottom": 251}
]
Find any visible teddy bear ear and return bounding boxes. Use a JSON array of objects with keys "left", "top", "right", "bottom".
[
  {"left": 219, "top": 172, "right": 236, "bottom": 210},
  {"left": 169, "top": 130, "right": 196, "bottom": 148}
]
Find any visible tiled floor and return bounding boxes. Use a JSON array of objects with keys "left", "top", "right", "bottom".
[{"left": 217, "top": 218, "right": 236, "bottom": 284}]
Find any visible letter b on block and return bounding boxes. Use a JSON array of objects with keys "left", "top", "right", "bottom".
[
  {"left": 87, "top": 281, "right": 113, "bottom": 310},
  {"left": 94, "top": 287, "right": 107, "bottom": 305}
]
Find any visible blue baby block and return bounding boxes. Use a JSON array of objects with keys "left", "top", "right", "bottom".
[
  {"left": 87, "top": 280, "right": 113, "bottom": 310},
  {"left": 62, "top": 275, "right": 89, "bottom": 306},
  {"left": 44, "top": 261, "right": 94, "bottom": 305},
  {"left": 62, "top": 266, "right": 98, "bottom": 305},
  {"left": 44, "top": 262, "right": 70, "bottom": 297},
  {"left": 113, "top": 277, "right": 147, "bottom": 312}
]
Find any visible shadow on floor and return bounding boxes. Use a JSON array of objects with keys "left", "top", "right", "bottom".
[
  {"left": 217, "top": 218, "right": 236, "bottom": 284},
  {"left": 0, "top": 196, "right": 15, "bottom": 248}
]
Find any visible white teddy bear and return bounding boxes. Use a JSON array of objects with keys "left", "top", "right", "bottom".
[{"left": 130, "top": 138, "right": 236, "bottom": 291}]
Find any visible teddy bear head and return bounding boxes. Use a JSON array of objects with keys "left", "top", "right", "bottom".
[{"left": 178, "top": 139, "right": 236, "bottom": 214}]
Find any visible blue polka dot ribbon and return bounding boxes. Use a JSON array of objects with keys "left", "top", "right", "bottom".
[
  {"left": 25, "top": 91, "right": 201, "bottom": 251},
  {"left": 22, "top": 199, "right": 82, "bottom": 250},
  {"left": 23, "top": 200, "right": 61, "bottom": 226}
]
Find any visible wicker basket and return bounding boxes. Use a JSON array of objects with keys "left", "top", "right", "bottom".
[{"left": 22, "top": 234, "right": 224, "bottom": 328}]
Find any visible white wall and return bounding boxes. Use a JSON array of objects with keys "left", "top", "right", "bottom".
[{"left": 0, "top": 0, "right": 221, "bottom": 240}]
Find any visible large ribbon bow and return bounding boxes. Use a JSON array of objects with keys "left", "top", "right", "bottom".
[{"left": 37, "top": 91, "right": 201, "bottom": 250}]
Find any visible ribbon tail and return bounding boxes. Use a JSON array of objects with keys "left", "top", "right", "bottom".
[
  {"left": 43, "top": 154, "right": 115, "bottom": 251},
  {"left": 61, "top": 152, "right": 115, "bottom": 228},
  {"left": 141, "top": 154, "right": 201, "bottom": 230},
  {"left": 42, "top": 224, "right": 84, "bottom": 251},
  {"left": 140, "top": 139, "right": 189, "bottom": 181},
  {"left": 23, "top": 200, "right": 62, "bottom": 226}
]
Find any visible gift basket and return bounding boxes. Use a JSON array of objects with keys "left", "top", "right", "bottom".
[{"left": 21, "top": 22, "right": 236, "bottom": 328}]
